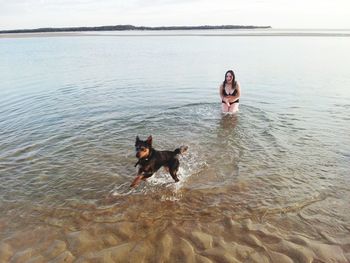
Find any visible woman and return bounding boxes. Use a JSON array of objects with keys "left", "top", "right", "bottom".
[{"left": 219, "top": 70, "right": 241, "bottom": 113}]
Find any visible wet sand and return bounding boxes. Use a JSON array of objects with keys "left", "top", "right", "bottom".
[{"left": 1, "top": 189, "right": 349, "bottom": 263}]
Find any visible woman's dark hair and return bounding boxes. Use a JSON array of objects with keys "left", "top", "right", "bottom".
[{"left": 223, "top": 70, "right": 237, "bottom": 88}]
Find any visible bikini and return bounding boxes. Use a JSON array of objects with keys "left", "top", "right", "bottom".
[{"left": 222, "top": 84, "right": 239, "bottom": 105}]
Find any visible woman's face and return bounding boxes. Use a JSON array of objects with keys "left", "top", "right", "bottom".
[{"left": 225, "top": 73, "right": 233, "bottom": 83}]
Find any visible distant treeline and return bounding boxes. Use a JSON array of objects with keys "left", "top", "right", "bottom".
[{"left": 0, "top": 25, "right": 271, "bottom": 34}]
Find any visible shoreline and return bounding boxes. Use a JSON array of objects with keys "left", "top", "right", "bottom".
[
  {"left": 0, "top": 25, "right": 271, "bottom": 34},
  {"left": 0, "top": 32, "right": 86, "bottom": 39},
  {"left": 1, "top": 31, "right": 350, "bottom": 39}
]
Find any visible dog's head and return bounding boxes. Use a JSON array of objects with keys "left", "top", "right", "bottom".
[{"left": 135, "top": 135, "right": 152, "bottom": 159}]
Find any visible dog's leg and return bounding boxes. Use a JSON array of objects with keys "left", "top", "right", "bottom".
[
  {"left": 169, "top": 169, "right": 179, "bottom": 182},
  {"left": 169, "top": 159, "right": 180, "bottom": 182},
  {"left": 130, "top": 174, "right": 144, "bottom": 188}
]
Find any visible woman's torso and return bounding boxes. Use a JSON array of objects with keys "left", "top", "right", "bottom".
[
  {"left": 223, "top": 86, "right": 237, "bottom": 97},
  {"left": 222, "top": 82, "right": 239, "bottom": 103},
  {"left": 223, "top": 81, "right": 238, "bottom": 95}
]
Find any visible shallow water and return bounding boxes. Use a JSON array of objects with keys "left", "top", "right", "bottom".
[{"left": 0, "top": 31, "right": 350, "bottom": 262}]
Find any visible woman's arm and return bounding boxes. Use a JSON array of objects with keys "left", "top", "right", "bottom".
[
  {"left": 219, "top": 84, "right": 225, "bottom": 100},
  {"left": 219, "top": 84, "right": 230, "bottom": 105},
  {"left": 219, "top": 84, "right": 229, "bottom": 103}
]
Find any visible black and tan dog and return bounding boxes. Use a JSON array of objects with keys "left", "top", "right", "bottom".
[{"left": 130, "top": 136, "right": 188, "bottom": 188}]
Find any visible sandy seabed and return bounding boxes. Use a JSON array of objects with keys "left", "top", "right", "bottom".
[{"left": 1, "top": 212, "right": 349, "bottom": 263}]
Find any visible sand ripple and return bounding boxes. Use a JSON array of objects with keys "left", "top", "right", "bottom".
[{"left": 1, "top": 216, "right": 348, "bottom": 263}]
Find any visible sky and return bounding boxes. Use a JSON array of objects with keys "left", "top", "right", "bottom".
[{"left": 1, "top": 0, "right": 350, "bottom": 30}]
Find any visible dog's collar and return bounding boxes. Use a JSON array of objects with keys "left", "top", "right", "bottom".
[
  {"left": 145, "top": 148, "right": 154, "bottom": 161},
  {"left": 135, "top": 149, "right": 153, "bottom": 166}
]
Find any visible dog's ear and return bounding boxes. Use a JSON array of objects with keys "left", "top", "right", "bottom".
[
  {"left": 146, "top": 135, "right": 152, "bottom": 146},
  {"left": 136, "top": 136, "right": 140, "bottom": 144}
]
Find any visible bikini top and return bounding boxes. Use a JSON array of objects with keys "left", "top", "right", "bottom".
[{"left": 223, "top": 82, "right": 237, "bottom": 97}]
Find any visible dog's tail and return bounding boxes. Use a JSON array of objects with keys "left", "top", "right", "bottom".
[{"left": 174, "top": 145, "right": 188, "bottom": 155}]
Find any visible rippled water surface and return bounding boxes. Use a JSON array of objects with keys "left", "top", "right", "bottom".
[{"left": 0, "top": 31, "right": 350, "bottom": 262}]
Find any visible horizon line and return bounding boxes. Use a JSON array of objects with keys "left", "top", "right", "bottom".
[{"left": 0, "top": 24, "right": 271, "bottom": 34}]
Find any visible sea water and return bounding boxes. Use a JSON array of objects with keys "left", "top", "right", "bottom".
[{"left": 0, "top": 30, "right": 349, "bottom": 262}]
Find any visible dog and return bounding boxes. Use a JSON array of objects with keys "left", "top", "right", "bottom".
[{"left": 130, "top": 135, "right": 188, "bottom": 188}]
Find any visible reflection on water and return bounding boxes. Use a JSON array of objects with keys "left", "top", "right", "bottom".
[
  {"left": 219, "top": 113, "right": 239, "bottom": 130},
  {"left": 0, "top": 34, "right": 350, "bottom": 262}
]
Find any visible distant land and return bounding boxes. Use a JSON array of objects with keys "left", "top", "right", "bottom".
[{"left": 0, "top": 24, "right": 271, "bottom": 34}]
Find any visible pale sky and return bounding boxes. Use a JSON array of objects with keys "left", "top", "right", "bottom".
[{"left": 1, "top": 0, "right": 350, "bottom": 30}]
